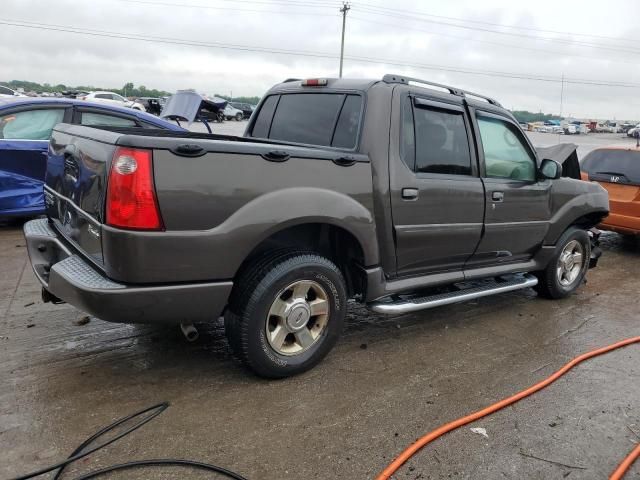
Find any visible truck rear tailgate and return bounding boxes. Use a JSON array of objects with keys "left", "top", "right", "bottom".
[{"left": 45, "top": 125, "right": 122, "bottom": 267}]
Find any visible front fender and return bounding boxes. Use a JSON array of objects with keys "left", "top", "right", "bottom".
[{"left": 545, "top": 178, "right": 609, "bottom": 244}]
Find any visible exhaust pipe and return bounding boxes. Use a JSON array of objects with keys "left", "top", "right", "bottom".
[{"left": 180, "top": 322, "right": 199, "bottom": 342}]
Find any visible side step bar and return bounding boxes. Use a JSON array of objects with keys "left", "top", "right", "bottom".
[{"left": 369, "top": 274, "right": 538, "bottom": 315}]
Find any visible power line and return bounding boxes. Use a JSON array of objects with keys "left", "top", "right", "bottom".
[
  {"left": 350, "top": 1, "right": 640, "bottom": 46},
  {"left": 115, "top": 0, "right": 640, "bottom": 57},
  {"left": 2, "top": 18, "right": 639, "bottom": 89},
  {"left": 119, "top": 0, "right": 343, "bottom": 11},
  {"left": 349, "top": 15, "right": 640, "bottom": 66},
  {"left": 351, "top": 4, "right": 640, "bottom": 55}
]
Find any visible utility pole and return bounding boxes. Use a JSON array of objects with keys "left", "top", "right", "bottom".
[
  {"left": 339, "top": 2, "right": 350, "bottom": 78},
  {"left": 559, "top": 72, "right": 565, "bottom": 119}
]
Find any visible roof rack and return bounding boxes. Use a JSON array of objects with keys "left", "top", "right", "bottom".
[{"left": 382, "top": 74, "right": 502, "bottom": 107}]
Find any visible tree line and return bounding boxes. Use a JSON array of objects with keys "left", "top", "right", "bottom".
[{"left": 1, "top": 80, "right": 261, "bottom": 104}]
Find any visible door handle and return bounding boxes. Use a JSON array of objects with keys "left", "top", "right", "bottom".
[
  {"left": 492, "top": 191, "right": 504, "bottom": 202},
  {"left": 402, "top": 188, "right": 419, "bottom": 200}
]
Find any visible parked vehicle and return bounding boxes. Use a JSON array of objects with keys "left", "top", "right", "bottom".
[
  {"left": 224, "top": 104, "right": 244, "bottom": 121},
  {"left": 24, "top": 75, "right": 608, "bottom": 377},
  {"left": 581, "top": 147, "right": 640, "bottom": 236},
  {"left": 0, "top": 97, "right": 183, "bottom": 219},
  {"left": 80, "top": 91, "right": 145, "bottom": 111},
  {"left": 160, "top": 90, "right": 227, "bottom": 126},
  {"left": 562, "top": 124, "right": 578, "bottom": 135},
  {"left": 230, "top": 102, "right": 255, "bottom": 119},
  {"left": 0, "top": 85, "right": 26, "bottom": 98},
  {"left": 134, "top": 97, "right": 163, "bottom": 116},
  {"left": 626, "top": 124, "right": 640, "bottom": 137}
]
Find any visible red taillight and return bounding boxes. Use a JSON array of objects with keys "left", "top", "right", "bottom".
[{"left": 106, "top": 147, "right": 163, "bottom": 230}]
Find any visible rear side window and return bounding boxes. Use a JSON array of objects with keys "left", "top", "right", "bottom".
[
  {"left": 401, "top": 97, "right": 472, "bottom": 176},
  {"left": 582, "top": 149, "right": 640, "bottom": 185},
  {"left": 251, "top": 95, "right": 278, "bottom": 138},
  {"left": 0, "top": 108, "right": 65, "bottom": 140},
  {"left": 251, "top": 93, "right": 362, "bottom": 149},
  {"left": 80, "top": 112, "right": 137, "bottom": 127}
]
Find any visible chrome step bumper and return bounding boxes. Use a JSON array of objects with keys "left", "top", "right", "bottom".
[{"left": 369, "top": 274, "right": 538, "bottom": 315}]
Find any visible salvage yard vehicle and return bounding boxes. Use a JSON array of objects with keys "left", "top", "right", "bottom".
[
  {"left": 24, "top": 75, "right": 609, "bottom": 378},
  {"left": 80, "top": 91, "right": 145, "bottom": 111},
  {"left": 224, "top": 104, "right": 244, "bottom": 121},
  {"left": 0, "top": 97, "right": 184, "bottom": 220},
  {"left": 581, "top": 146, "right": 640, "bottom": 236}
]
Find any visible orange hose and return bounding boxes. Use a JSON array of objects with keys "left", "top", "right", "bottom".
[
  {"left": 611, "top": 443, "right": 640, "bottom": 480},
  {"left": 375, "top": 336, "right": 640, "bottom": 480}
]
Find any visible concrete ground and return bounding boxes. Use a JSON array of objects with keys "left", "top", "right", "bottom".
[{"left": 1, "top": 131, "right": 639, "bottom": 479}]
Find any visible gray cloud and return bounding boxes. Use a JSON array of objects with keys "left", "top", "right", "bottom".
[{"left": 1, "top": 0, "right": 639, "bottom": 119}]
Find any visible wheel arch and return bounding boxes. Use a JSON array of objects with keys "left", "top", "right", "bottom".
[{"left": 236, "top": 220, "right": 372, "bottom": 298}]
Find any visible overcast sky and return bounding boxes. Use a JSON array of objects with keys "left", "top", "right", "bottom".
[{"left": 1, "top": 0, "right": 639, "bottom": 119}]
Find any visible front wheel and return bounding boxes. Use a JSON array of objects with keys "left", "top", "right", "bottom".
[
  {"left": 225, "top": 251, "right": 346, "bottom": 378},
  {"left": 535, "top": 227, "right": 590, "bottom": 299},
  {"left": 235, "top": 112, "right": 243, "bottom": 121}
]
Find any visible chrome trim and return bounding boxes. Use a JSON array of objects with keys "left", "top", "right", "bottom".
[
  {"left": 369, "top": 274, "right": 538, "bottom": 314},
  {"left": 44, "top": 185, "right": 102, "bottom": 227}
]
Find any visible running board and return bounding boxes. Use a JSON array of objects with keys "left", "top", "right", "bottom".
[{"left": 368, "top": 274, "right": 538, "bottom": 315}]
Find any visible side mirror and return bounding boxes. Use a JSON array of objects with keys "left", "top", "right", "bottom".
[{"left": 540, "top": 158, "right": 562, "bottom": 180}]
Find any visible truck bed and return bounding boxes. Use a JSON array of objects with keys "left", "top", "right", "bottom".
[{"left": 44, "top": 124, "right": 374, "bottom": 284}]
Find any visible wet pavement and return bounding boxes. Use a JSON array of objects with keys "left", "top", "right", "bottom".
[
  {"left": 1, "top": 131, "right": 640, "bottom": 479},
  {"left": 1, "top": 226, "right": 639, "bottom": 479}
]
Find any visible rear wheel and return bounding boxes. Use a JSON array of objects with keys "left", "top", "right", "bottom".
[
  {"left": 535, "top": 227, "right": 590, "bottom": 299},
  {"left": 225, "top": 251, "right": 346, "bottom": 378},
  {"left": 235, "top": 112, "right": 243, "bottom": 121}
]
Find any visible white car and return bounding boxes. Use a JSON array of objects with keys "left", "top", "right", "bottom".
[
  {"left": 224, "top": 104, "right": 244, "bottom": 121},
  {"left": 0, "top": 85, "right": 26, "bottom": 97},
  {"left": 627, "top": 124, "right": 640, "bottom": 137},
  {"left": 81, "top": 91, "right": 145, "bottom": 111}
]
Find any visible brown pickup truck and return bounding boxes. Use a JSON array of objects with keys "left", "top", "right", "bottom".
[{"left": 24, "top": 74, "right": 609, "bottom": 377}]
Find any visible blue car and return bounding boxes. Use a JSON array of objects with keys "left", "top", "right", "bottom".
[{"left": 0, "top": 97, "right": 183, "bottom": 220}]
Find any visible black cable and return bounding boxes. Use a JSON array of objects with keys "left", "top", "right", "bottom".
[
  {"left": 70, "top": 460, "right": 248, "bottom": 480},
  {"left": 10, "top": 402, "right": 248, "bottom": 480}
]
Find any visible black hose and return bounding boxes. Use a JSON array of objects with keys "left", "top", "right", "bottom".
[
  {"left": 9, "top": 402, "right": 248, "bottom": 480},
  {"left": 71, "top": 459, "right": 248, "bottom": 480}
]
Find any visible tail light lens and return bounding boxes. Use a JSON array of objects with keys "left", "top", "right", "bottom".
[{"left": 106, "top": 147, "right": 163, "bottom": 230}]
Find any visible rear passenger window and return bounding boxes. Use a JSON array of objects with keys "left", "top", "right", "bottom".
[
  {"left": 401, "top": 97, "right": 472, "bottom": 176},
  {"left": 251, "top": 93, "right": 362, "bottom": 149},
  {"left": 251, "top": 95, "right": 279, "bottom": 138},
  {"left": 332, "top": 95, "right": 362, "bottom": 148},
  {"left": 80, "top": 112, "right": 137, "bottom": 127}
]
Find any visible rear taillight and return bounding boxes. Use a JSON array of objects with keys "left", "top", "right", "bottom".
[{"left": 106, "top": 147, "right": 163, "bottom": 230}]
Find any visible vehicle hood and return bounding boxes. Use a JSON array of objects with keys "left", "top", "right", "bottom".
[
  {"left": 160, "top": 90, "right": 228, "bottom": 123},
  {"left": 537, "top": 143, "right": 581, "bottom": 180}
]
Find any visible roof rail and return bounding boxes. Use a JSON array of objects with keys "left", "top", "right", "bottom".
[
  {"left": 282, "top": 78, "right": 301, "bottom": 83},
  {"left": 382, "top": 74, "right": 502, "bottom": 107}
]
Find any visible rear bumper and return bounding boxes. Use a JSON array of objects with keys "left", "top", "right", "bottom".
[
  {"left": 599, "top": 213, "right": 640, "bottom": 235},
  {"left": 23, "top": 218, "right": 233, "bottom": 324}
]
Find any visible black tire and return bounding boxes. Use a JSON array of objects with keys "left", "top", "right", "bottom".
[
  {"left": 235, "top": 112, "right": 243, "bottom": 121},
  {"left": 225, "top": 251, "right": 347, "bottom": 378},
  {"left": 535, "top": 227, "right": 590, "bottom": 299}
]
